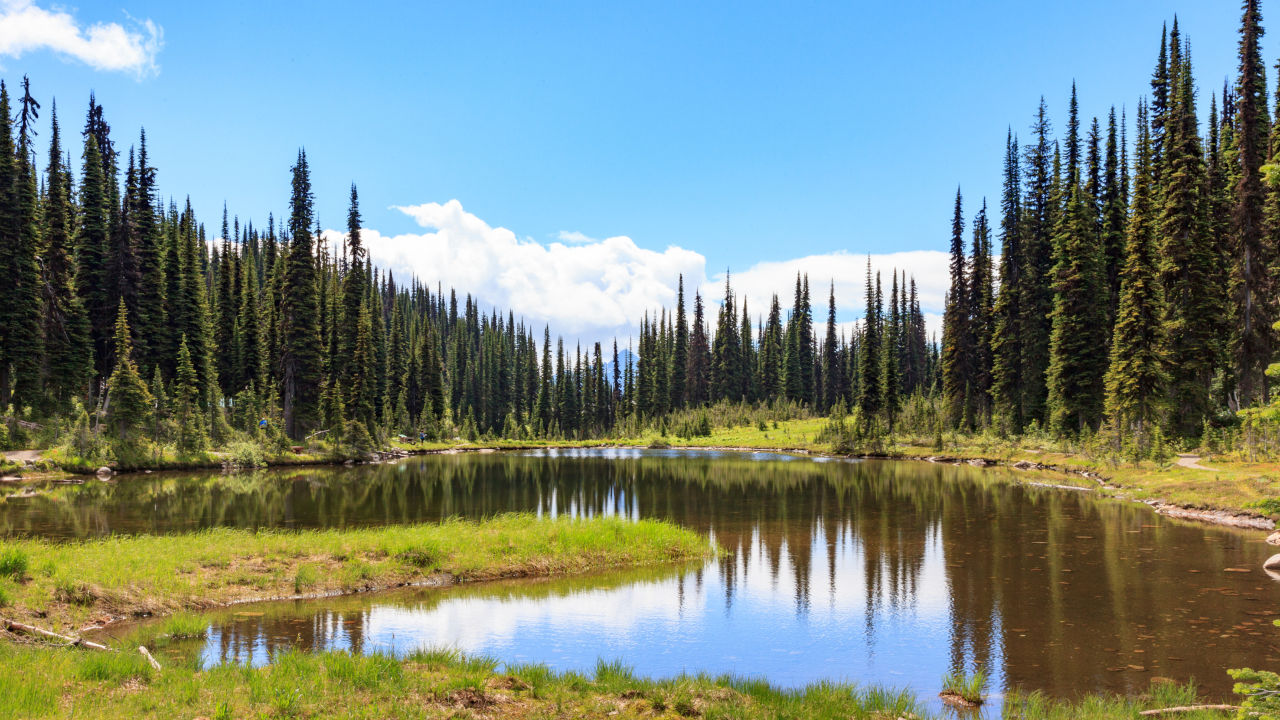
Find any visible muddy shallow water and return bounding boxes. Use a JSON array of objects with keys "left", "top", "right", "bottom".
[{"left": 10, "top": 448, "right": 1277, "bottom": 708}]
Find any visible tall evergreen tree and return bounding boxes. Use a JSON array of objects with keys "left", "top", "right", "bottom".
[
  {"left": 1046, "top": 93, "right": 1109, "bottom": 433},
  {"left": 1019, "top": 99, "right": 1056, "bottom": 426},
  {"left": 1, "top": 78, "right": 45, "bottom": 412},
  {"left": 1235, "top": 0, "right": 1272, "bottom": 405},
  {"left": 940, "top": 190, "right": 971, "bottom": 427},
  {"left": 968, "top": 201, "right": 994, "bottom": 426},
  {"left": 991, "top": 130, "right": 1024, "bottom": 431},
  {"left": 685, "top": 292, "right": 710, "bottom": 406},
  {"left": 278, "top": 151, "right": 324, "bottom": 439},
  {"left": 40, "top": 104, "right": 92, "bottom": 412},
  {"left": 671, "top": 275, "right": 688, "bottom": 409},
  {"left": 1159, "top": 45, "right": 1216, "bottom": 436},
  {"left": 1105, "top": 101, "right": 1168, "bottom": 434},
  {"left": 857, "top": 259, "right": 882, "bottom": 419},
  {"left": 822, "top": 283, "right": 842, "bottom": 411}
]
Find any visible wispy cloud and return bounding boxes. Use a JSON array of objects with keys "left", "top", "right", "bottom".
[
  {"left": 328, "top": 200, "right": 951, "bottom": 344},
  {"left": 555, "top": 230, "right": 598, "bottom": 245},
  {"left": 0, "top": 0, "right": 162, "bottom": 77}
]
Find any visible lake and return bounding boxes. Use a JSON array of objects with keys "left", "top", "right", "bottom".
[{"left": 3, "top": 448, "right": 1276, "bottom": 707}]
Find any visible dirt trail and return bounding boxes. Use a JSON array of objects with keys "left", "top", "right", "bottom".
[
  {"left": 1175, "top": 454, "right": 1215, "bottom": 471},
  {"left": 2, "top": 449, "right": 40, "bottom": 464}
]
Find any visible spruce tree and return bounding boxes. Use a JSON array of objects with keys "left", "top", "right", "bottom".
[
  {"left": 173, "top": 335, "right": 206, "bottom": 453},
  {"left": 40, "top": 104, "right": 92, "bottom": 412},
  {"left": 671, "top": 275, "right": 688, "bottom": 409},
  {"left": 1105, "top": 101, "right": 1168, "bottom": 434},
  {"left": 822, "top": 283, "right": 842, "bottom": 411},
  {"left": 1101, "top": 108, "right": 1128, "bottom": 323},
  {"left": 132, "top": 130, "right": 167, "bottom": 375},
  {"left": 1235, "top": 0, "right": 1272, "bottom": 405},
  {"left": 711, "top": 276, "right": 742, "bottom": 402},
  {"left": 760, "top": 294, "right": 784, "bottom": 401},
  {"left": 857, "top": 259, "right": 882, "bottom": 420},
  {"left": 339, "top": 184, "right": 366, "bottom": 390},
  {"left": 278, "top": 151, "right": 324, "bottom": 438},
  {"left": 881, "top": 274, "right": 900, "bottom": 430},
  {"left": 685, "top": 292, "right": 710, "bottom": 405},
  {"left": 2, "top": 78, "right": 45, "bottom": 412},
  {"left": 991, "top": 130, "right": 1023, "bottom": 431},
  {"left": 1046, "top": 162, "right": 1109, "bottom": 431},
  {"left": 940, "top": 190, "right": 971, "bottom": 428},
  {"left": 1159, "top": 47, "right": 1216, "bottom": 436},
  {"left": 106, "top": 301, "right": 153, "bottom": 443},
  {"left": 77, "top": 132, "right": 113, "bottom": 384},
  {"left": 1019, "top": 100, "right": 1056, "bottom": 427}
]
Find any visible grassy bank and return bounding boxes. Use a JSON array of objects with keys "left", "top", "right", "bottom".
[
  {"left": 598, "top": 418, "right": 1279, "bottom": 524},
  {"left": 0, "top": 641, "right": 1241, "bottom": 719},
  {"left": 0, "top": 514, "right": 710, "bottom": 631},
  {"left": 11, "top": 414, "right": 1279, "bottom": 525}
]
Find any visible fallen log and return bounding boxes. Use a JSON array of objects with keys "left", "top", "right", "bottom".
[
  {"left": 138, "top": 645, "right": 161, "bottom": 670},
  {"left": 2, "top": 618, "right": 111, "bottom": 651},
  {"left": 1138, "top": 705, "right": 1239, "bottom": 716}
]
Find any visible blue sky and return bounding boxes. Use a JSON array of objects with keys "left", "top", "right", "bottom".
[{"left": 0, "top": 0, "right": 1260, "bottom": 341}]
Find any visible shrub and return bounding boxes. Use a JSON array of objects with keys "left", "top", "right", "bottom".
[
  {"left": 1231, "top": 621, "right": 1280, "bottom": 720},
  {"left": 225, "top": 440, "right": 266, "bottom": 468}
]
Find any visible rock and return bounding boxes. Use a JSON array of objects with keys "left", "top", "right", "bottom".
[
  {"left": 95, "top": 466, "right": 113, "bottom": 477},
  {"left": 1267, "top": 531, "right": 1280, "bottom": 546},
  {"left": 1264, "top": 554, "right": 1280, "bottom": 571}
]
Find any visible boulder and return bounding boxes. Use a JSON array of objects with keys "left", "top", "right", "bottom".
[
  {"left": 1264, "top": 554, "right": 1280, "bottom": 571},
  {"left": 95, "top": 466, "right": 113, "bottom": 477},
  {"left": 1267, "top": 531, "right": 1280, "bottom": 546}
]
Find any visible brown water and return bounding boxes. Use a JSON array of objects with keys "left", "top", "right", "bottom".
[{"left": 8, "top": 448, "right": 1277, "bottom": 706}]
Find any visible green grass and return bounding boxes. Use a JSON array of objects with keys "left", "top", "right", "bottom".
[
  {"left": 155, "top": 612, "right": 209, "bottom": 640},
  {"left": 0, "top": 514, "right": 711, "bottom": 630},
  {"left": 0, "top": 642, "right": 1240, "bottom": 719},
  {"left": 0, "top": 548, "right": 29, "bottom": 579},
  {"left": 941, "top": 668, "right": 988, "bottom": 705}
]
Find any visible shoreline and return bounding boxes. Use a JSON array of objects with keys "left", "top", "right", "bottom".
[
  {"left": 5, "top": 435, "right": 1276, "bottom": 534},
  {"left": 0, "top": 515, "right": 712, "bottom": 634}
]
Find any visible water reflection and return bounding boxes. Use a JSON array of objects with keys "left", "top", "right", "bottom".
[{"left": 58, "top": 449, "right": 1280, "bottom": 705}]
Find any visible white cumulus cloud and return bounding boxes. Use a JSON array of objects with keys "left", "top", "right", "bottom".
[
  {"left": 327, "top": 200, "right": 953, "bottom": 345},
  {"left": 323, "top": 200, "right": 705, "bottom": 342},
  {"left": 0, "top": 0, "right": 162, "bottom": 76},
  {"left": 705, "top": 250, "right": 951, "bottom": 339}
]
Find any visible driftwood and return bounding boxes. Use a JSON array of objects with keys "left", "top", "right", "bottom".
[
  {"left": 1138, "top": 705, "right": 1239, "bottom": 716},
  {"left": 2, "top": 618, "right": 111, "bottom": 651},
  {"left": 138, "top": 645, "right": 161, "bottom": 670}
]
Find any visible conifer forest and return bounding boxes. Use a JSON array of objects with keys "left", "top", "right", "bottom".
[
  {"left": 6, "top": 3, "right": 1280, "bottom": 720},
  {"left": 1, "top": 3, "right": 1279, "bottom": 462}
]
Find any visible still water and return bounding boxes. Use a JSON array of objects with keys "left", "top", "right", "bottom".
[{"left": 4, "top": 449, "right": 1277, "bottom": 705}]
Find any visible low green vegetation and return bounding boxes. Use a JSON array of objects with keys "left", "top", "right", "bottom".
[
  {"left": 0, "top": 642, "right": 1251, "bottom": 720},
  {"left": 940, "top": 668, "right": 987, "bottom": 705},
  {"left": 0, "top": 514, "right": 710, "bottom": 631}
]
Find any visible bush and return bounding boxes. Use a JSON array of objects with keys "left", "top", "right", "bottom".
[
  {"left": 225, "top": 440, "right": 266, "bottom": 468},
  {"left": 343, "top": 420, "right": 376, "bottom": 454},
  {"left": 1230, "top": 621, "right": 1280, "bottom": 719}
]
